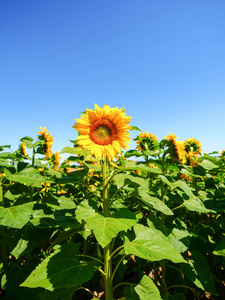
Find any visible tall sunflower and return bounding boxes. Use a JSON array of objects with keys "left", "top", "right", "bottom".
[
  {"left": 73, "top": 104, "right": 131, "bottom": 160},
  {"left": 164, "top": 132, "right": 186, "bottom": 164},
  {"left": 21, "top": 142, "right": 28, "bottom": 157},
  {"left": 185, "top": 137, "right": 202, "bottom": 167},
  {"left": 37, "top": 127, "right": 54, "bottom": 159},
  {"left": 53, "top": 151, "right": 62, "bottom": 170},
  {"left": 135, "top": 131, "right": 158, "bottom": 151}
]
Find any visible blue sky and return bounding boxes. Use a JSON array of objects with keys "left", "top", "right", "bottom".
[{"left": 1, "top": 0, "right": 225, "bottom": 158}]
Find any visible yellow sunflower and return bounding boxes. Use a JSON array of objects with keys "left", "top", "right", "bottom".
[
  {"left": 53, "top": 151, "right": 62, "bottom": 170},
  {"left": 185, "top": 138, "right": 202, "bottom": 155},
  {"left": 37, "top": 127, "right": 54, "bottom": 159},
  {"left": 21, "top": 142, "right": 28, "bottom": 157},
  {"left": 136, "top": 131, "right": 158, "bottom": 151},
  {"left": 73, "top": 104, "right": 131, "bottom": 160},
  {"left": 221, "top": 150, "right": 225, "bottom": 158},
  {"left": 185, "top": 137, "right": 202, "bottom": 167},
  {"left": 164, "top": 133, "right": 186, "bottom": 164}
]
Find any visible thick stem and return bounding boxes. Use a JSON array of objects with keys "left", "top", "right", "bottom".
[{"left": 102, "top": 159, "right": 113, "bottom": 300}]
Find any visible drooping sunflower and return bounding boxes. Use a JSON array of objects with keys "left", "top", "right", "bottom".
[
  {"left": 73, "top": 104, "right": 132, "bottom": 160},
  {"left": 37, "top": 127, "right": 54, "bottom": 159},
  {"left": 135, "top": 131, "right": 158, "bottom": 151},
  {"left": 164, "top": 132, "right": 186, "bottom": 164}
]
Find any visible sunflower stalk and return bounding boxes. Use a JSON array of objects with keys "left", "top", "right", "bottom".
[{"left": 102, "top": 158, "right": 113, "bottom": 300}]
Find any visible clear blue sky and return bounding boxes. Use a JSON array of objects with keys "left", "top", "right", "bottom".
[{"left": 1, "top": 0, "right": 225, "bottom": 157}]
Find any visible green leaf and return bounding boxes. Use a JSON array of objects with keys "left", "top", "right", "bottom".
[
  {"left": 46, "top": 196, "right": 76, "bottom": 210},
  {"left": 213, "top": 237, "right": 225, "bottom": 256},
  {"left": 123, "top": 224, "right": 186, "bottom": 263},
  {"left": 7, "top": 223, "right": 48, "bottom": 259},
  {"left": 0, "top": 202, "right": 34, "bottom": 229},
  {"left": 138, "top": 190, "right": 173, "bottom": 216},
  {"left": 181, "top": 250, "right": 217, "bottom": 295},
  {"left": 4, "top": 167, "right": 50, "bottom": 188},
  {"left": 60, "top": 146, "right": 89, "bottom": 156},
  {"left": 124, "top": 285, "right": 139, "bottom": 300},
  {"left": 183, "top": 197, "right": 215, "bottom": 213},
  {"left": 20, "top": 243, "right": 95, "bottom": 290},
  {"left": 113, "top": 173, "right": 149, "bottom": 190},
  {"left": 76, "top": 200, "right": 137, "bottom": 247},
  {"left": 199, "top": 159, "right": 218, "bottom": 170},
  {"left": 0, "top": 152, "right": 17, "bottom": 159},
  {"left": 167, "top": 227, "right": 190, "bottom": 253},
  {"left": 135, "top": 275, "right": 162, "bottom": 300},
  {"left": 118, "top": 162, "right": 162, "bottom": 174},
  {"left": 130, "top": 126, "right": 142, "bottom": 131},
  {"left": 124, "top": 150, "right": 144, "bottom": 158}
]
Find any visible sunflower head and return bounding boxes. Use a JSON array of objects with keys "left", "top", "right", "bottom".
[
  {"left": 73, "top": 104, "right": 131, "bottom": 160},
  {"left": 184, "top": 138, "right": 202, "bottom": 167},
  {"left": 186, "top": 151, "right": 198, "bottom": 167},
  {"left": 135, "top": 131, "right": 158, "bottom": 152},
  {"left": 19, "top": 142, "right": 28, "bottom": 157},
  {"left": 52, "top": 151, "right": 62, "bottom": 170},
  {"left": 185, "top": 138, "right": 202, "bottom": 155},
  {"left": 164, "top": 133, "right": 186, "bottom": 164},
  {"left": 37, "top": 127, "right": 54, "bottom": 159},
  {"left": 220, "top": 150, "right": 225, "bottom": 158}
]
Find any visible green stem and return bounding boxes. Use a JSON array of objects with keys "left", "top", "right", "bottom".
[
  {"left": 109, "top": 245, "right": 124, "bottom": 261},
  {"left": 78, "top": 254, "right": 104, "bottom": 265},
  {"left": 112, "top": 282, "right": 132, "bottom": 292},
  {"left": 30, "top": 147, "right": 36, "bottom": 201},
  {"left": 160, "top": 156, "right": 167, "bottom": 296},
  {"left": 102, "top": 159, "right": 113, "bottom": 300},
  {"left": 111, "top": 254, "right": 128, "bottom": 282}
]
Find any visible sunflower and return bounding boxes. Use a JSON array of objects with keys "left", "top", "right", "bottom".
[
  {"left": 21, "top": 142, "right": 28, "bottom": 157},
  {"left": 135, "top": 131, "right": 158, "bottom": 151},
  {"left": 185, "top": 137, "right": 202, "bottom": 167},
  {"left": 53, "top": 151, "right": 61, "bottom": 170},
  {"left": 185, "top": 138, "right": 202, "bottom": 155},
  {"left": 164, "top": 132, "right": 186, "bottom": 163},
  {"left": 37, "top": 127, "right": 54, "bottom": 159},
  {"left": 73, "top": 104, "right": 131, "bottom": 160},
  {"left": 221, "top": 150, "right": 225, "bottom": 158}
]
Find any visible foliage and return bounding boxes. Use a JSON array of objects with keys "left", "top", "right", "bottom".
[{"left": 0, "top": 129, "right": 225, "bottom": 300}]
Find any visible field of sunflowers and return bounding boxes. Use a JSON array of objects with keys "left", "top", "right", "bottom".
[{"left": 0, "top": 104, "right": 225, "bottom": 300}]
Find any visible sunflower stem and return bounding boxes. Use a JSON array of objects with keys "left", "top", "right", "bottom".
[{"left": 102, "top": 158, "right": 113, "bottom": 300}]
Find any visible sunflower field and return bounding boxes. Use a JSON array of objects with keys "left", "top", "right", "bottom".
[{"left": 0, "top": 104, "right": 225, "bottom": 300}]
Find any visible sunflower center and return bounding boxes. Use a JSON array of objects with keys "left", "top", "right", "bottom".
[{"left": 90, "top": 119, "right": 116, "bottom": 145}]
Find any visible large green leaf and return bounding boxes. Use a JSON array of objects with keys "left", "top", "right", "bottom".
[
  {"left": 21, "top": 243, "right": 94, "bottom": 290},
  {"left": 4, "top": 167, "right": 50, "bottom": 188},
  {"left": 46, "top": 196, "right": 76, "bottom": 210},
  {"left": 7, "top": 223, "right": 49, "bottom": 259},
  {"left": 213, "top": 237, "right": 225, "bottom": 256},
  {"left": 199, "top": 159, "right": 218, "bottom": 170},
  {"left": 113, "top": 173, "right": 149, "bottom": 190},
  {"left": 0, "top": 202, "right": 34, "bottom": 229},
  {"left": 167, "top": 227, "right": 190, "bottom": 253},
  {"left": 135, "top": 275, "right": 162, "bottom": 300},
  {"left": 138, "top": 190, "right": 173, "bottom": 215},
  {"left": 60, "top": 146, "right": 90, "bottom": 156},
  {"left": 124, "top": 275, "right": 162, "bottom": 300},
  {"left": 76, "top": 200, "right": 137, "bottom": 247},
  {"left": 117, "top": 161, "right": 162, "bottom": 174},
  {"left": 183, "top": 197, "right": 215, "bottom": 213},
  {"left": 123, "top": 224, "right": 186, "bottom": 263},
  {"left": 181, "top": 250, "right": 217, "bottom": 295}
]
